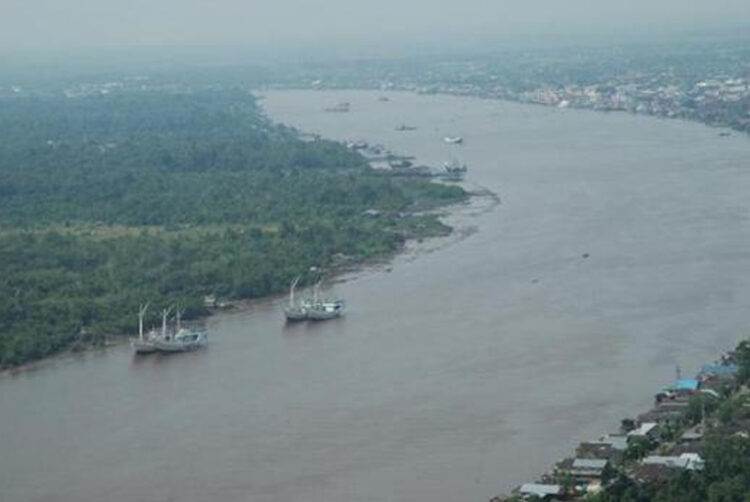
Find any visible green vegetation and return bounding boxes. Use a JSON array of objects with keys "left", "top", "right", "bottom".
[{"left": 0, "top": 89, "right": 465, "bottom": 367}]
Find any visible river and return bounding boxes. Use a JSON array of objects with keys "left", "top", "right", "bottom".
[{"left": 2, "top": 90, "right": 750, "bottom": 502}]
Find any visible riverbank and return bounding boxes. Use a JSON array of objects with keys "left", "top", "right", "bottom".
[
  {"left": 271, "top": 82, "right": 750, "bottom": 138},
  {"left": 261, "top": 36, "right": 749, "bottom": 134},
  {"left": 0, "top": 193, "right": 468, "bottom": 372},
  {"left": 261, "top": 89, "right": 750, "bottom": 500},
  {"left": 491, "top": 340, "right": 750, "bottom": 501},
  {"left": 4, "top": 87, "right": 750, "bottom": 502},
  {"left": 0, "top": 88, "right": 468, "bottom": 370}
]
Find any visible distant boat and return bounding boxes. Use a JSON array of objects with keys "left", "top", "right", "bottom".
[
  {"left": 378, "top": 96, "right": 390, "bottom": 102},
  {"left": 152, "top": 328, "right": 208, "bottom": 352},
  {"left": 284, "top": 278, "right": 345, "bottom": 322},
  {"left": 388, "top": 158, "right": 413, "bottom": 169},
  {"left": 346, "top": 140, "right": 368, "bottom": 150},
  {"left": 132, "top": 305, "right": 207, "bottom": 354},
  {"left": 395, "top": 124, "right": 417, "bottom": 131},
  {"left": 443, "top": 136, "right": 464, "bottom": 144},
  {"left": 441, "top": 158, "right": 468, "bottom": 181},
  {"left": 324, "top": 102, "right": 350, "bottom": 113},
  {"left": 307, "top": 300, "right": 345, "bottom": 320}
]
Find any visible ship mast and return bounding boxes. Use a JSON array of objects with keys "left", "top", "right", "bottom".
[
  {"left": 313, "top": 279, "right": 322, "bottom": 303},
  {"left": 138, "top": 303, "right": 149, "bottom": 342},
  {"left": 161, "top": 307, "right": 172, "bottom": 337},
  {"left": 289, "top": 275, "right": 301, "bottom": 307},
  {"left": 175, "top": 308, "right": 185, "bottom": 332}
]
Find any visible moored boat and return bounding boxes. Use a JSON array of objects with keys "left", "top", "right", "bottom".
[
  {"left": 307, "top": 300, "right": 345, "bottom": 320},
  {"left": 283, "top": 277, "right": 345, "bottom": 322},
  {"left": 323, "top": 102, "right": 350, "bottom": 113},
  {"left": 443, "top": 136, "right": 464, "bottom": 144},
  {"left": 131, "top": 306, "right": 207, "bottom": 354},
  {"left": 131, "top": 304, "right": 157, "bottom": 354},
  {"left": 152, "top": 328, "right": 208, "bottom": 352},
  {"left": 441, "top": 158, "right": 468, "bottom": 181}
]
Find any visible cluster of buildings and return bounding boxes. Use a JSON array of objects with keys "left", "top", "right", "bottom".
[
  {"left": 514, "top": 78, "right": 750, "bottom": 131},
  {"left": 298, "top": 44, "right": 750, "bottom": 135},
  {"left": 306, "top": 68, "right": 750, "bottom": 134},
  {"left": 394, "top": 74, "right": 750, "bottom": 133},
  {"left": 491, "top": 355, "right": 743, "bottom": 501}
]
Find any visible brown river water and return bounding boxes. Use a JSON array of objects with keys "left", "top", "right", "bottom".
[{"left": 2, "top": 90, "right": 750, "bottom": 502}]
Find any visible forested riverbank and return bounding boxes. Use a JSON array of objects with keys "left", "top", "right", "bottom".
[{"left": 0, "top": 89, "right": 465, "bottom": 368}]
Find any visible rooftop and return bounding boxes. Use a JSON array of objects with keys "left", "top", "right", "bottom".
[
  {"left": 628, "top": 422, "right": 658, "bottom": 437},
  {"left": 642, "top": 453, "right": 704, "bottom": 471},
  {"left": 669, "top": 379, "right": 700, "bottom": 392},
  {"left": 699, "top": 363, "right": 738, "bottom": 377},
  {"left": 572, "top": 458, "right": 608, "bottom": 470},
  {"left": 519, "top": 483, "right": 563, "bottom": 497}
]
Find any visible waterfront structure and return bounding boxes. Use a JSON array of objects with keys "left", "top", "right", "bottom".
[
  {"left": 576, "top": 435, "right": 628, "bottom": 461},
  {"left": 642, "top": 453, "right": 704, "bottom": 471},
  {"left": 518, "top": 483, "right": 563, "bottom": 500},
  {"left": 627, "top": 422, "right": 659, "bottom": 441},
  {"left": 555, "top": 458, "right": 609, "bottom": 484}
]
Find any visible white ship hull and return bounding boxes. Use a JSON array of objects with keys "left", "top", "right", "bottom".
[
  {"left": 132, "top": 331, "right": 207, "bottom": 354},
  {"left": 284, "top": 307, "right": 309, "bottom": 322},
  {"left": 131, "top": 339, "right": 158, "bottom": 354}
]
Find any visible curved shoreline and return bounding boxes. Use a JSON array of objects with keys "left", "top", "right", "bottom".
[
  {"left": 264, "top": 84, "right": 749, "bottom": 141},
  {"left": 0, "top": 175, "right": 493, "bottom": 378}
]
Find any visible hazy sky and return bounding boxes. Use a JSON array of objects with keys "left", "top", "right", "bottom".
[{"left": 3, "top": 0, "right": 749, "bottom": 52}]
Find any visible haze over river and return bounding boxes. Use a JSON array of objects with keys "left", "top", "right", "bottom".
[{"left": 3, "top": 90, "right": 750, "bottom": 502}]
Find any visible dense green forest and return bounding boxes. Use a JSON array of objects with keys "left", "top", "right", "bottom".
[{"left": 0, "top": 89, "right": 465, "bottom": 367}]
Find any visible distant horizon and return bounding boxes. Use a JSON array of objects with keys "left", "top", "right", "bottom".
[
  {"left": 1, "top": 20, "right": 748, "bottom": 74},
  {"left": 2, "top": 0, "right": 749, "bottom": 59}
]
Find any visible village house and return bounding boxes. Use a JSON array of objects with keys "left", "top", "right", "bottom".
[
  {"left": 627, "top": 422, "right": 659, "bottom": 442},
  {"left": 642, "top": 453, "right": 704, "bottom": 471},
  {"left": 517, "top": 483, "right": 564, "bottom": 500},
  {"left": 555, "top": 458, "right": 609, "bottom": 484},
  {"left": 576, "top": 435, "right": 628, "bottom": 462}
]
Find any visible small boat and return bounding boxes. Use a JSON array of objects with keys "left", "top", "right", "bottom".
[
  {"left": 443, "top": 136, "right": 464, "bottom": 144},
  {"left": 441, "top": 158, "right": 468, "bottom": 181},
  {"left": 132, "top": 306, "right": 207, "bottom": 354},
  {"left": 346, "top": 140, "right": 368, "bottom": 150},
  {"left": 284, "top": 278, "right": 345, "bottom": 322},
  {"left": 131, "top": 304, "right": 157, "bottom": 354},
  {"left": 307, "top": 300, "right": 345, "bottom": 320},
  {"left": 388, "top": 158, "right": 413, "bottom": 169},
  {"left": 395, "top": 124, "right": 417, "bottom": 131},
  {"left": 132, "top": 331, "right": 159, "bottom": 354},
  {"left": 152, "top": 328, "right": 208, "bottom": 352},
  {"left": 324, "top": 102, "right": 350, "bottom": 113}
]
